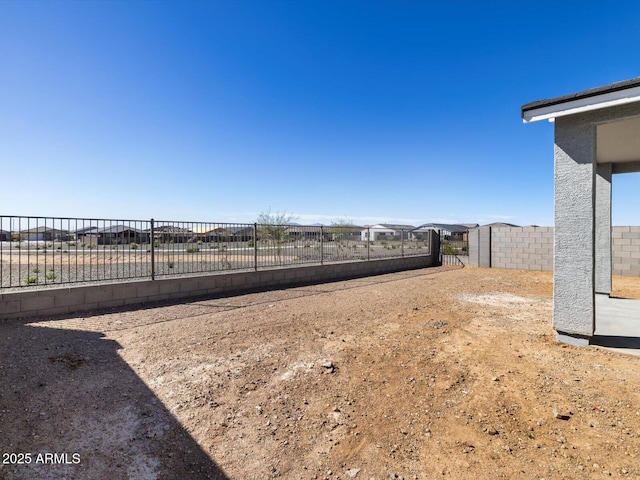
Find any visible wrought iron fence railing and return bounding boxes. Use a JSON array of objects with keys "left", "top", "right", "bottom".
[
  {"left": 0, "top": 216, "right": 433, "bottom": 289},
  {"left": 439, "top": 238, "right": 469, "bottom": 266}
]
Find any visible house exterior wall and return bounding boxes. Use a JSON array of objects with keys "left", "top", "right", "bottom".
[
  {"left": 553, "top": 114, "right": 597, "bottom": 337},
  {"left": 595, "top": 163, "right": 613, "bottom": 294},
  {"left": 361, "top": 227, "right": 393, "bottom": 241}
]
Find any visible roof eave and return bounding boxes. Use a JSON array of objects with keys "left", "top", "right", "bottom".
[{"left": 522, "top": 79, "right": 640, "bottom": 124}]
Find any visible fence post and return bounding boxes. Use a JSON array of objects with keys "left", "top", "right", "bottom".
[
  {"left": 150, "top": 218, "right": 155, "bottom": 280},
  {"left": 254, "top": 223, "right": 258, "bottom": 271},
  {"left": 401, "top": 229, "right": 405, "bottom": 257},
  {"left": 320, "top": 225, "right": 324, "bottom": 265},
  {"left": 367, "top": 227, "right": 370, "bottom": 261}
]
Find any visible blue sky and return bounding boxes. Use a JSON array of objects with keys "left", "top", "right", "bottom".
[{"left": 2, "top": 0, "right": 640, "bottom": 226}]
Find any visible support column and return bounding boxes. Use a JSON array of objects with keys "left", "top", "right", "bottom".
[
  {"left": 468, "top": 227, "right": 490, "bottom": 267},
  {"left": 595, "top": 163, "right": 612, "bottom": 295},
  {"left": 478, "top": 226, "right": 491, "bottom": 268},
  {"left": 553, "top": 116, "right": 596, "bottom": 344}
]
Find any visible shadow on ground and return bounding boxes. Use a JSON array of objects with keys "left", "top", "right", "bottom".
[
  {"left": 0, "top": 318, "right": 229, "bottom": 480},
  {"left": 591, "top": 335, "right": 640, "bottom": 351}
]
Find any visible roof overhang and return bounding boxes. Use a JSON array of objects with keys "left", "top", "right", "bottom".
[{"left": 522, "top": 77, "right": 640, "bottom": 123}]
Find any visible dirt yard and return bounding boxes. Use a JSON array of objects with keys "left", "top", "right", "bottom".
[{"left": 2, "top": 266, "right": 640, "bottom": 480}]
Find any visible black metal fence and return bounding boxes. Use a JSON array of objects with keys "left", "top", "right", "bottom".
[
  {"left": 0, "top": 216, "right": 433, "bottom": 289},
  {"left": 439, "top": 238, "right": 469, "bottom": 266}
]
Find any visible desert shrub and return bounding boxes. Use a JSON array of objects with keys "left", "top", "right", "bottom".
[{"left": 441, "top": 244, "right": 457, "bottom": 255}]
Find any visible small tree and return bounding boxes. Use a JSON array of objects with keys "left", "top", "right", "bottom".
[
  {"left": 257, "top": 208, "right": 297, "bottom": 264},
  {"left": 329, "top": 218, "right": 356, "bottom": 239},
  {"left": 329, "top": 218, "right": 357, "bottom": 260}
]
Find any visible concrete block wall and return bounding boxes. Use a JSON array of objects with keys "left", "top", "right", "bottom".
[
  {"left": 490, "top": 227, "right": 554, "bottom": 272},
  {"left": 467, "top": 226, "right": 491, "bottom": 267},
  {"left": 612, "top": 226, "right": 640, "bottom": 276},
  {"left": 478, "top": 227, "right": 491, "bottom": 267},
  {"left": 469, "top": 225, "right": 640, "bottom": 276},
  {"left": 0, "top": 253, "right": 436, "bottom": 320},
  {"left": 468, "top": 228, "right": 480, "bottom": 267}
]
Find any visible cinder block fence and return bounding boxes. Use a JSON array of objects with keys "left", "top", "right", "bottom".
[
  {"left": 612, "top": 226, "right": 640, "bottom": 276},
  {"left": 468, "top": 225, "right": 640, "bottom": 276},
  {"left": 1, "top": 254, "right": 438, "bottom": 320}
]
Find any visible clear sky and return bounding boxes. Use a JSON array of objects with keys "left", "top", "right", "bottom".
[{"left": 2, "top": 0, "right": 640, "bottom": 226}]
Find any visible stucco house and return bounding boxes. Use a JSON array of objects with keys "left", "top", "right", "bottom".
[
  {"left": 153, "top": 225, "right": 194, "bottom": 243},
  {"left": 19, "top": 227, "right": 70, "bottom": 242},
  {"left": 413, "top": 223, "right": 474, "bottom": 242},
  {"left": 74, "top": 226, "right": 100, "bottom": 241},
  {"left": 522, "top": 77, "right": 640, "bottom": 347},
  {"left": 361, "top": 224, "right": 415, "bottom": 241},
  {"left": 96, "top": 225, "right": 147, "bottom": 245}
]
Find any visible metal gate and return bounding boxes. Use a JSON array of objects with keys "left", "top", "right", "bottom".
[{"left": 438, "top": 230, "right": 469, "bottom": 267}]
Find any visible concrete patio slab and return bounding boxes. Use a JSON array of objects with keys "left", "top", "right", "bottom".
[{"left": 593, "top": 294, "right": 640, "bottom": 356}]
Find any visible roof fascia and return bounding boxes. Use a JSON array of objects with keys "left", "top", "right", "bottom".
[{"left": 522, "top": 85, "right": 640, "bottom": 123}]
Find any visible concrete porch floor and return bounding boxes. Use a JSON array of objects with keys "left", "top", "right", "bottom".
[{"left": 593, "top": 294, "right": 640, "bottom": 356}]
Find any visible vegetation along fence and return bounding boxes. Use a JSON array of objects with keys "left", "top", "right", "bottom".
[
  {"left": 439, "top": 238, "right": 469, "bottom": 266},
  {"left": 0, "top": 216, "right": 434, "bottom": 289}
]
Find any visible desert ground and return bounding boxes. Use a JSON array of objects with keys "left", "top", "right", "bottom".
[{"left": 2, "top": 266, "right": 640, "bottom": 479}]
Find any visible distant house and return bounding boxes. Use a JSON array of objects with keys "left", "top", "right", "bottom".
[
  {"left": 196, "top": 226, "right": 255, "bottom": 242},
  {"left": 199, "top": 226, "right": 239, "bottom": 242},
  {"left": 327, "top": 224, "right": 363, "bottom": 242},
  {"left": 229, "top": 226, "right": 254, "bottom": 242},
  {"left": 482, "top": 222, "right": 520, "bottom": 228},
  {"left": 361, "top": 224, "right": 416, "bottom": 241},
  {"left": 0, "top": 230, "right": 10, "bottom": 241},
  {"left": 74, "top": 226, "right": 100, "bottom": 241},
  {"left": 286, "top": 224, "right": 324, "bottom": 241},
  {"left": 153, "top": 225, "right": 194, "bottom": 243},
  {"left": 19, "top": 227, "right": 70, "bottom": 242},
  {"left": 413, "top": 223, "right": 473, "bottom": 242},
  {"left": 96, "top": 225, "right": 147, "bottom": 245}
]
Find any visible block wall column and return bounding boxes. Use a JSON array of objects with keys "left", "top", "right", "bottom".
[
  {"left": 553, "top": 116, "right": 596, "bottom": 340},
  {"left": 468, "top": 228, "right": 480, "bottom": 267},
  {"left": 478, "top": 226, "right": 491, "bottom": 267},
  {"left": 595, "top": 163, "right": 612, "bottom": 295}
]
